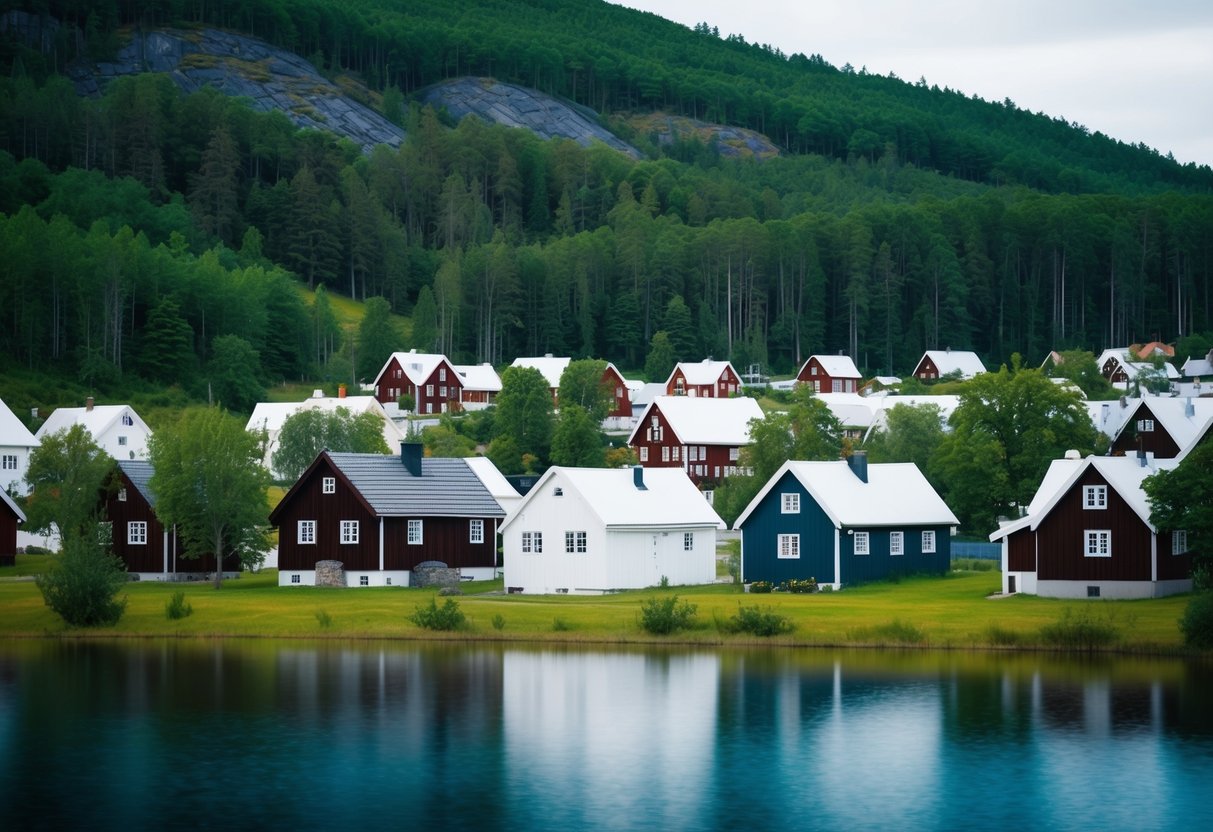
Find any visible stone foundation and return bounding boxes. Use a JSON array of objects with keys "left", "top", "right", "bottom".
[
  {"left": 315, "top": 560, "right": 345, "bottom": 588},
  {"left": 413, "top": 562, "right": 460, "bottom": 589}
]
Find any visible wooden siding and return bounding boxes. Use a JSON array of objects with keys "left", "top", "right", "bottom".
[
  {"left": 796, "top": 358, "right": 858, "bottom": 393},
  {"left": 1101, "top": 357, "right": 1130, "bottom": 384},
  {"left": 383, "top": 516, "right": 497, "bottom": 570},
  {"left": 630, "top": 404, "right": 741, "bottom": 485},
  {"left": 739, "top": 471, "right": 837, "bottom": 584},
  {"left": 839, "top": 525, "right": 951, "bottom": 585},
  {"left": 914, "top": 356, "right": 939, "bottom": 380},
  {"left": 374, "top": 356, "right": 407, "bottom": 405},
  {"left": 374, "top": 357, "right": 464, "bottom": 413},
  {"left": 1157, "top": 528, "right": 1193, "bottom": 581},
  {"left": 604, "top": 366, "right": 631, "bottom": 418},
  {"left": 0, "top": 504, "right": 17, "bottom": 563},
  {"left": 1035, "top": 468, "right": 1153, "bottom": 582},
  {"left": 276, "top": 458, "right": 380, "bottom": 571},
  {"left": 665, "top": 365, "right": 739, "bottom": 398},
  {"left": 1110, "top": 403, "right": 1182, "bottom": 458},
  {"left": 1007, "top": 527, "right": 1036, "bottom": 573}
]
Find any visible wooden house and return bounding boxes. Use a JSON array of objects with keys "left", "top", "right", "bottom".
[
  {"left": 1097, "top": 348, "right": 1180, "bottom": 389},
  {"left": 510, "top": 354, "right": 571, "bottom": 406},
  {"left": 628, "top": 395, "right": 764, "bottom": 488},
  {"left": 454, "top": 363, "right": 503, "bottom": 410},
  {"left": 269, "top": 444, "right": 506, "bottom": 587},
  {"left": 372, "top": 350, "right": 464, "bottom": 415},
  {"left": 0, "top": 396, "right": 37, "bottom": 496},
  {"left": 665, "top": 359, "right": 741, "bottom": 398},
  {"left": 912, "top": 350, "right": 986, "bottom": 381},
  {"left": 1108, "top": 398, "right": 1213, "bottom": 460},
  {"left": 990, "top": 453, "right": 1191, "bottom": 599},
  {"left": 796, "top": 355, "right": 862, "bottom": 394},
  {"left": 501, "top": 466, "right": 724, "bottom": 595},
  {"left": 0, "top": 488, "right": 24, "bottom": 567},
  {"left": 35, "top": 398, "right": 152, "bottom": 462},
  {"left": 602, "top": 362, "right": 643, "bottom": 429},
  {"left": 1181, "top": 349, "right": 1213, "bottom": 381},
  {"left": 734, "top": 453, "right": 958, "bottom": 589},
  {"left": 104, "top": 461, "right": 241, "bottom": 580}
]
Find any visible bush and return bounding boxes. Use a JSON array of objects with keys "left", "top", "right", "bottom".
[
  {"left": 409, "top": 597, "right": 466, "bottom": 631},
  {"left": 720, "top": 604, "right": 794, "bottom": 637},
  {"left": 1037, "top": 606, "right": 1121, "bottom": 649},
  {"left": 748, "top": 581, "right": 773, "bottom": 594},
  {"left": 781, "top": 578, "right": 818, "bottom": 594},
  {"left": 638, "top": 595, "right": 698, "bottom": 634},
  {"left": 491, "top": 613, "right": 506, "bottom": 631},
  {"left": 35, "top": 540, "right": 128, "bottom": 627},
  {"left": 1179, "top": 593, "right": 1213, "bottom": 649},
  {"left": 165, "top": 590, "right": 193, "bottom": 620},
  {"left": 314, "top": 609, "right": 333, "bottom": 629},
  {"left": 552, "top": 616, "right": 573, "bottom": 632}
]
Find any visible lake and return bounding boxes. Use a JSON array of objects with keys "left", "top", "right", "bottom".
[{"left": 1, "top": 641, "right": 1210, "bottom": 831}]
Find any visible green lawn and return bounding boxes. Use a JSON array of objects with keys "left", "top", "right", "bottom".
[{"left": 0, "top": 560, "right": 1194, "bottom": 651}]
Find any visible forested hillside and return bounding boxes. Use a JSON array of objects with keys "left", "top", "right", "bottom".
[{"left": 1, "top": 0, "right": 1211, "bottom": 410}]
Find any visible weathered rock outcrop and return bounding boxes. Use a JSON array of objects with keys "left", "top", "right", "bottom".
[
  {"left": 627, "top": 112, "right": 780, "bottom": 159},
  {"left": 421, "top": 77, "right": 640, "bottom": 158}
]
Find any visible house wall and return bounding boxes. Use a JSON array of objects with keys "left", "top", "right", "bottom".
[
  {"left": 0, "top": 506, "right": 17, "bottom": 564},
  {"left": 375, "top": 358, "right": 464, "bottom": 413},
  {"left": 665, "top": 366, "right": 739, "bottom": 398},
  {"left": 914, "top": 357, "right": 939, "bottom": 380},
  {"left": 1101, "top": 358, "right": 1130, "bottom": 384},
  {"left": 0, "top": 444, "right": 32, "bottom": 495},
  {"left": 276, "top": 458, "right": 380, "bottom": 572},
  {"left": 604, "top": 527, "right": 716, "bottom": 589},
  {"left": 796, "top": 358, "right": 858, "bottom": 393},
  {"left": 99, "top": 413, "right": 150, "bottom": 461},
  {"left": 739, "top": 471, "right": 837, "bottom": 585},
  {"left": 374, "top": 356, "right": 407, "bottom": 405},
  {"left": 1110, "top": 403, "right": 1182, "bottom": 458},
  {"left": 503, "top": 480, "right": 609, "bottom": 594},
  {"left": 838, "top": 524, "right": 951, "bottom": 585},
  {"left": 1007, "top": 528, "right": 1036, "bottom": 573},
  {"left": 604, "top": 367, "right": 631, "bottom": 418},
  {"left": 383, "top": 516, "right": 497, "bottom": 571}
]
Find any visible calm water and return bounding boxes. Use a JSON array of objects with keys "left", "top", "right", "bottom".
[{"left": 1, "top": 641, "right": 1211, "bottom": 832}]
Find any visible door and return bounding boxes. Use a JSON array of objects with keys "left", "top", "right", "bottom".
[{"left": 1008, "top": 575, "right": 1016, "bottom": 594}]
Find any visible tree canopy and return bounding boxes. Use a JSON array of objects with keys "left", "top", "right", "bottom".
[
  {"left": 270, "top": 406, "right": 391, "bottom": 481},
  {"left": 23, "top": 425, "right": 114, "bottom": 547},
  {"left": 1145, "top": 441, "right": 1213, "bottom": 590}
]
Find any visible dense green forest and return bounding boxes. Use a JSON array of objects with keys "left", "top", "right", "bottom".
[{"left": 1, "top": 0, "right": 1211, "bottom": 407}]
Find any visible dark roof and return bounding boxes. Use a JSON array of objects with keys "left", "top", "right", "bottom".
[
  {"left": 325, "top": 453, "right": 505, "bottom": 519},
  {"left": 117, "top": 460, "right": 156, "bottom": 506}
]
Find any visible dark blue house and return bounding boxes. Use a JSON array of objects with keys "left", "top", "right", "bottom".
[{"left": 734, "top": 453, "right": 958, "bottom": 588}]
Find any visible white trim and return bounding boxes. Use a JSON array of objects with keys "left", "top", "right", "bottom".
[
  {"left": 890, "top": 530, "right": 904, "bottom": 556},
  {"left": 854, "top": 531, "right": 870, "bottom": 555},
  {"left": 921, "top": 530, "right": 936, "bottom": 553},
  {"left": 777, "top": 533, "right": 800, "bottom": 559},
  {"left": 408, "top": 519, "right": 423, "bottom": 545},
  {"left": 1082, "top": 485, "right": 1107, "bottom": 510},
  {"left": 1084, "top": 529, "right": 1111, "bottom": 558},
  {"left": 298, "top": 520, "right": 316, "bottom": 544},
  {"left": 340, "top": 520, "right": 359, "bottom": 544}
]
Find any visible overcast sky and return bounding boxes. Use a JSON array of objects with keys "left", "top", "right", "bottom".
[{"left": 614, "top": 1, "right": 1213, "bottom": 168}]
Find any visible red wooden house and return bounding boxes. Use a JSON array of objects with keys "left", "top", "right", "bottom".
[
  {"left": 796, "top": 355, "right": 862, "bottom": 393},
  {"left": 1109, "top": 398, "right": 1213, "bottom": 460},
  {"left": 269, "top": 445, "right": 507, "bottom": 587},
  {"left": 990, "top": 453, "right": 1191, "bottom": 599},
  {"left": 665, "top": 360, "right": 741, "bottom": 398},
  {"left": 104, "top": 461, "right": 241, "bottom": 580},
  {"left": 373, "top": 351, "right": 464, "bottom": 415},
  {"left": 628, "top": 396, "right": 765, "bottom": 489},
  {"left": 912, "top": 350, "right": 986, "bottom": 381},
  {"left": 0, "top": 488, "right": 24, "bottom": 567}
]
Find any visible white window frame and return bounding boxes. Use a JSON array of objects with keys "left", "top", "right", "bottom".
[
  {"left": 1172, "top": 530, "right": 1187, "bottom": 554},
  {"left": 426, "top": 384, "right": 434, "bottom": 397},
  {"left": 854, "top": 531, "right": 870, "bottom": 555},
  {"left": 729, "top": 447, "right": 740, "bottom": 461},
  {"left": 1, "top": 454, "right": 16, "bottom": 470},
  {"left": 639, "top": 447, "right": 648, "bottom": 462},
  {"left": 781, "top": 493, "right": 800, "bottom": 514},
  {"left": 298, "top": 520, "right": 316, "bottom": 544},
  {"left": 777, "top": 533, "right": 800, "bottom": 559},
  {"left": 1084, "top": 530, "right": 1111, "bottom": 558},
  {"left": 662, "top": 446, "right": 670, "bottom": 462},
  {"left": 522, "top": 531, "right": 544, "bottom": 553},
  {"left": 683, "top": 532, "right": 694, "bottom": 551},
  {"left": 1137, "top": 419, "right": 1155, "bottom": 433},
  {"left": 565, "top": 531, "right": 587, "bottom": 553},
  {"left": 340, "top": 520, "right": 359, "bottom": 544},
  {"left": 127, "top": 521, "right": 147, "bottom": 545},
  {"left": 921, "top": 530, "right": 936, "bottom": 554},
  {"left": 408, "top": 519, "right": 423, "bottom": 545},
  {"left": 117, "top": 488, "right": 127, "bottom": 502},
  {"left": 322, "top": 477, "right": 336, "bottom": 494},
  {"left": 469, "top": 519, "right": 484, "bottom": 544},
  {"left": 291, "top": 574, "right": 300, "bottom": 584},
  {"left": 1083, "top": 485, "right": 1107, "bottom": 510},
  {"left": 890, "top": 531, "right": 904, "bottom": 556}
]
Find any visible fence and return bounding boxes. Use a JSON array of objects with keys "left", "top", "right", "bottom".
[{"left": 952, "top": 540, "right": 1001, "bottom": 560}]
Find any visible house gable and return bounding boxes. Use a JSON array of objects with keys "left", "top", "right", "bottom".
[{"left": 1110, "top": 401, "right": 1182, "bottom": 458}]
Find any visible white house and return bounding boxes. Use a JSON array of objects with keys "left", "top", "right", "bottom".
[
  {"left": 0, "top": 397, "right": 38, "bottom": 495},
  {"left": 245, "top": 391, "right": 403, "bottom": 479},
  {"left": 912, "top": 350, "right": 986, "bottom": 381},
  {"left": 501, "top": 466, "right": 725, "bottom": 595},
  {"left": 35, "top": 398, "right": 152, "bottom": 461}
]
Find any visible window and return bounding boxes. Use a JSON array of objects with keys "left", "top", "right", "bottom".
[
  {"left": 729, "top": 447, "right": 740, "bottom": 461},
  {"left": 813, "top": 380, "right": 821, "bottom": 393},
  {"left": 359, "top": 575, "right": 369, "bottom": 586},
  {"left": 117, "top": 488, "right": 127, "bottom": 502},
  {"left": 687, "top": 446, "right": 697, "bottom": 462},
  {"left": 469, "top": 519, "right": 484, "bottom": 544},
  {"left": 554, "top": 487, "right": 564, "bottom": 497},
  {"left": 662, "top": 446, "right": 670, "bottom": 462},
  {"left": 781, "top": 493, "right": 800, "bottom": 514},
  {"left": 639, "top": 447, "right": 648, "bottom": 462},
  {"left": 1084, "top": 530, "right": 1111, "bottom": 558},
  {"left": 522, "top": 531, "right": 543, "bottom": 553},
  {"left": 1083, "top": 485, "right": 1107, "bottom": 510},
  {"left": 322, "top": 477, "right": 336, "bottom": 494},
  {"left": 890, "top": 531, "right": 904, "bottom": 556},
  {"left": 683, "top": 533, "right": 694, "bottom": 551},
  {"left": 298, "top": 520, "right": 316, "bottom": 544},
  {"left": 854, "top": 531, "right": 870, "bottom": 555},
  {"left": 1137, "top": 419, "right": 1155, "bottom": 432},
  {"left": 426, "top": 384, "right": 434, "bottom": 397},
  {"left": 122, "top": 413, "right": 134, "bottom": 426},
  {"left": 439, "top": 386, "right": 447, "bottom": 398},
  {"left": 408, "top": 519, "right": 423, "bottom": 545},
  {"left": 565, "top": 531, "right": 587, "bottom": 553},
  {"left": 118, "top": 436, "right": 127, "bottom": 446},
  {"left": 713, "top": 466, "right": 720, "bottom": 479},
  {"left": 291, "top": 574, "right": 300, "bottom": 584},
  {"left": 672, "top": 446, "right": 680, "bottom": 461},
  {"left": 1173, "top": 530, "right": 1188, "bottom": 554},
  {"left": 616, "top": 386, "right": 623, "bottom": 397},
  {"left": 340, "top": 520, "right": 359, "bottom": 544},
  {"left": 1, "top": 454, "right": 16, "bottom": 470},
  {"left": 922, "top": 530, "right": 936, "bottom": 554},
  {"left": 439, "top": 368, "right": 446, "bottom": 381},
  {"left": 127, "top": 521, "right": 147, "bottom": 545},
  {"left": 811, "top": 365, "right": 818, "bottom": 376},
  {"left": 777, "top": 533, "right": 800, "bottom": 559},
  {"left": 832, "top": 380, "right": 842, "bottom": 393}
]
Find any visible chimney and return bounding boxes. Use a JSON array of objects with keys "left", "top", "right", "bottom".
[
  {"left": 338, "top": 384, "right": 347, "bottom": 399},
  {"left": 1137, "top": 449, "right": 1147, "bottom": 467},
  {"left": 85, "top": 396, "right": 94, "bottom": 411},
  {"left": 1185, "top": 398, "right": 1194, "bottom": 418},
  {"left": 846, "top": 450, "right": 869, "bottom": 483},
  {"left": 633, "top": 466, "right": 647, "bottom": 491},
  {"left": 401, "top": 443, "right": 423, "bottom": 477},
  {"left": 312, "top": 389, "right": 324, "bottom": 398}
]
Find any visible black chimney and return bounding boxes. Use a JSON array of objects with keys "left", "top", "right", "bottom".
[
  {"left": 402, "top": 443, "right": 423, "bottom": 477},
  {"left": 846, "top": 450, "right": 868, "bottom": 483},
  {"left": 633, "top": 466, "right": 647, "bottom": 490}
]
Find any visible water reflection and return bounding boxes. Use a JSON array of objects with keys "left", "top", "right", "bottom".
[{"left": 0, "top": 643, "right": 1210, "bottom": 831}]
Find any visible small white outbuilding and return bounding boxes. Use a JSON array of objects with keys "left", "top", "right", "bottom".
[{"left": 501, "top": 466, "right": 725, "bottom": 595}]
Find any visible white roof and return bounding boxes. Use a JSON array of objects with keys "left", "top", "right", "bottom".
[
  {"left": 630, "top": 382, "right": 668, "bottom": 408},
  {"left": 510, "top": 355, "right": 571, "bottom": 388},
  {"left": 454, "top": 363, "right": 503, "bottom": 393},
  {"left": 246, "top": 395, "right": 396, "bottom": 435},
  {"left": 1111, "top": 397, "right": 1213, "bottom": 455},
  {"left": 918, "top": 350, "right": 986, "bottom": 378},
  {"left": 1181, "top": 354, "right": 1213, "bottom": 378},
  {"left": 815, "top": 392, "right": 877, "bottom": 429},
  {"left": 0, "top": 398, "right": 37, "bottom": 448},
  {"left": 669, "top": 359, "right": 737, "bottom": 386},
  {"left": 464, "top": 456, "right": 521, "bottom": 514},
  {"left": 1, "top": 487, "right": 25, "bottom": 523},
  {"left": 990, "top": 454, "right": 1179, "bottom": 541},
  {"left": 1084, "top": 398, "right": 1136, "bottom": 439},
  {"left": 35, "top": 404, "right": 150, "bottom": 443},
  {"left": 735, "top": 460, "right": 959, "bottom": 529},
  {"left": 803, "top": 355, "right": 861, "bottom": 378},
  {"left": 501, "top": 466, "right": 725, "bottom": 532},
  {"left": 628, "top": 396, "right": 765, "bottom": 446},
  {"left": 376, "top": 351, "right": 457, "bottom": 387},
  {"left": 1098, "top": 348, "right": 1180, "bottom": 380}
]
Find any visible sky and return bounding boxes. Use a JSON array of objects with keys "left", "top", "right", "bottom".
[{"left": 614, "top": 1, "right": 1213, "bottom": 168}]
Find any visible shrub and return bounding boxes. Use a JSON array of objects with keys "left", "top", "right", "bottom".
[
  {"left": 35, "top": 540, "right": 128, "bottom": 627},
  {"left": 1037, "top": 606, "right": 1121, "bottom": 649},
  {"left": 781, "top": 578, "right": 818, "bottom": 594},
  {"left": 165, "top": 590, "right": 193, "bottom": 620},
  {"left": 983, "top": 623, "right": 1021, "bottom": 646},
  {"left": 638, "top": 595, "right": 698, "bottom": 634},
  {"left": 818, "top": 584, "right": 834, "bottom": 593},
  {"left": 720, "top": 604, "right": 794, "bottom": 637},
  {"left": 849, "top": 619, "right": 927, "bottom": 645},
  {"left": 491, "top": 613, "right": 506, "bottom": 631},
  {"left": 748, "top": 581, "right": 773, "bottom": 594},
  {"left": 552, "top": 616, "right": 573, "bottom": 632},
  {"left": 314, "top": 609, "right": 333, "bottom": 629},
  {"left": 658, "top": 575, "right": 670, "bottom": 588},
  {"left": 1179, "top": 593, "right": 1213, "bottom": 649},
  {"left": 409, "top": 597, "right": 466, "bottom": 631}
]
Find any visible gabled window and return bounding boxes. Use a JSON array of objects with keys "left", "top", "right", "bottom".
[
  {"left": 469, "top": 519, "right": 484, "bottom": 544},
  {"left": 922, "top": 530, "right": 936, "bottom": 554},
  {"left": 439, "top": 368, "right": 446, "bottom": 382},
  {"left": 1084, "top": 530, "right": 1111, "bottom": 558},
  {"left": 1136, "top": 419, "right": 1155, "bottom": 433},
  {"left": 322, "top": 477, "right": 336, "bottom": 494},
  {"left": 781, "top": 493, "right": 800, "bottom": 514},
  {"left": 777, "top": 533, "right": 799, "bottom": 559},
  {"left": 408, "top": 519, "right": 423, "bottom": 545},
  {"left": 684, "top": 532, "right": 694, "bottom": 551},
  {"left": 729, "top": 447, "right": 740, "bottom": 461},
  {"left": 810, "top": 365, "right": 818, "bottom": 376},
  {"left": 340, "top": 520, "right": 359, "bottom": 544},
  {"left": 890, "top": 531, "right": 904, "bottom": 556},
  {"left": 127, "top": 521, "right": 147, "bottom": 545},
  {"left": 1172, "top": 530, "right": 1188, "bottom": 554},
  {"left": 1083, "top": 485, "right": 1107, "bottom": 510},
  {"left": 118, "top": 488, "right": 127, "bottom": 502},
  {"left": 853, "top": 531, "right": 870, "bottom": 555},
  {"left": 298, "top": 520, "right": 316, "bottom": 544}
]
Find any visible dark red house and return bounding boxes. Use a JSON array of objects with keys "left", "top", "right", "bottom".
[
  {"left": 628, "top": 396, "right": 765, "bottom": 489},
  {"left": 372, "top": 351, "right": 464, "bottom": 415},
  {"left": 269, "top": 445, "right": 506, "bottom": 587},
  {"left": 1109, "top": 398, "right": 1213, "bottom": 459},
  {"left": 665, "top": 360, "right": 741, "bottom": 398},
  {"left": 796, "top": 355, "right": 862, "bottom": 393},
  {"left": 1, "top": 488, "right": 24, "bottom": 567}
]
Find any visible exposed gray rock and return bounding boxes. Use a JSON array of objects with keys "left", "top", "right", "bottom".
[
  {"left": 315, "top": 560, "right": 345, "bottom": 588},
  {"left": 413, "top": 563, "right": 462, "bottom": 589}
]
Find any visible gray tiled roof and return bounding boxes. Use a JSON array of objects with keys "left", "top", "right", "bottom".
[
  {"left": 117, "top": 460, "right": 156, "bottom": 506},
  {"left": 326, "top": 453, "right": 505, "bottom": 518}
]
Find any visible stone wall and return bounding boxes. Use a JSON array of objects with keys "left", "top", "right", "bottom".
[
  {"left": 412, "top": 563, "right": 461, "bottom": 589},
  {"left": 315, "top": 560, "right": 345, "bottom": 588}
]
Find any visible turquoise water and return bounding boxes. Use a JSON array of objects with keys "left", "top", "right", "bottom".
[{"left": 1, "top": 641, "right": 1210, "bottom": 831}]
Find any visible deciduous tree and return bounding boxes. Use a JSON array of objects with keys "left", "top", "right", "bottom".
[{"left": 24, "top": 425, "right": 114, "bottom": 548}]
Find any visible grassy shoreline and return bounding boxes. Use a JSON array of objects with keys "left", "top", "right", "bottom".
[{"left": 0, "top": 557, "right": 1198, "bottom": 653}]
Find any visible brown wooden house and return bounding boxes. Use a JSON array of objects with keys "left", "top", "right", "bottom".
[
  {"left": 665, "top": 360, "right": 741, "bottom": 398},
  {"left": 372, "top": 351, "right": 464, "bottom": 415},
  {"left": 990, "top": 454, "right": 1191, "bottom": 599},
  {"left": 627, "top": 396, "right": 764, "bottom": 489},
  {"left": 269, "top": 445, "right": 506, "bottom": 587},
  {"left": 0, "top": 488, "right": 24, "bottom": 567},
  {"left": 911, "top": 350, "right": 986, "bottom": 381},
  {"left": 104, "top": 461, "right": 240, "bottom": 580},
  {"left": 1108, "top": 398, "right": 1213, "bottom": 460}
]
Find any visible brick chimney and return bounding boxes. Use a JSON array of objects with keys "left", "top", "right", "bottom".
[{"left": 85, "top": 396, "right": 94, "bottom": 412}]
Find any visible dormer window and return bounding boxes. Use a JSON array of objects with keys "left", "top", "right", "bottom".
[
  {"left": 554, "top": 487, "right": 564, "bottom": 497},
  {"left": 322, "top": 477, "right": 336, "bottom": 494},
  {"left": 122, "top": 413, "right": 134, "bottom": 426}
]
